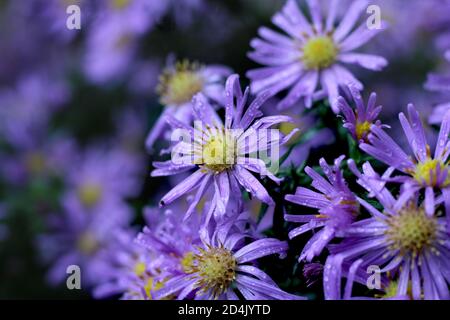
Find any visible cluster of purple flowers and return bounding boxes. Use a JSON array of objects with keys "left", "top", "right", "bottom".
[{"left": 1, "top": 0, "right": 450, "bottom": 301}]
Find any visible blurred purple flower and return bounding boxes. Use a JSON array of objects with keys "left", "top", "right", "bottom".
[
  {"left": 40, "top": 145, "right": 143, "bottom": 288},
  {"left": 82, "top": 0, "right": 167, "bottom": 84},
  {"left": 426, "top": 51, "right": 450, "bottom": 124},
  {"left": 247, "top": 0, "right": 387, "bottom": 112},
  {"left": 146, "top": 59, "right": 232, "bottom": 149},
  {"left": 0, "top": 72, "right": 69, "bottom": 148}
]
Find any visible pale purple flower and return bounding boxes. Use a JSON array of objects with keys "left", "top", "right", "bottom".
[
  {"left": 93, "top": 205, "right": 201, "bottom": 300},
  {"left": 337, "top": 84, "right": 388, "bottom": 142},
  {"left": 40, "top": 145, "right": 142, "bottom": 287},
  {"left": 151, "top": 74, "right": 298, "bottom": 224},
  {"left": 285, "top": 156, "right": 358, "bottom": 261},
  {"left": 0, "top": 72, "right": 69, "bottom": 148},
  {"left": 247, "top": 0, "right": 387, "bottom": 112},
  {"left": 153, "top": 225, "right": 302, "bottom": 300},
  {"left": 145, "top": 59, "right": 232, "bottom": 149},
  {"left": 83, "top": 0, "right": 166, "bottom": 84},
  {"left": 324, "top": 161, "right": 450, "bottom": 300},
  {"left": 360, "top": 104, "right": 450, "bottom": 219},
  {"left": 425, "top": 51, "right": 450, "bottom": 124}
]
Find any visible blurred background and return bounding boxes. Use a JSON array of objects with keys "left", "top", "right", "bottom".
[{"left": 0, "top": 0, "right": 449, "bottom": 299}]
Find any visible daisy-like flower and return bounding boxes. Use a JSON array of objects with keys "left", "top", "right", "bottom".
[
  {"left": 93, "top": 205, "right": 202, "bottom": 300},
  {"left": 247, "top": 0, "right": 388, "bottom": 112},
  {"left": 145, "top": 59, "right": 232, "bottom": 149},
  {"left": 425, "top": 51, "right": 450, "bottom": 124},
  {"left": 324, "top": 161, "right": 450, "bottom": 300},
  {"left": 360, "top": 104, "right": 450, "bottom": 219},
  {"left": 285, "top": 156, "right": 358, "bottom": 262},
  {"left": 337, "top": 84, "right": 388, "bottom": 142},
  {"left": 153, "top": 226, "right": 303, "bottom": 300},
  {"left": 151, "top": 74, "right": 298, "bottom": 222}
]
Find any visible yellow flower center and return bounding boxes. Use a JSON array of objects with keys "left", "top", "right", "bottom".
[
  {"left": 77, "top": 232, "right": 99, "bottom": 255},
  {"left": 200, "top": 131, "right": 237, "bottom": 172},
  {"left": 25, "top": 152, "right": 46, "bottom": 175},
  {"left": 279, "top": 121, "right": 301, "bottom": 145},
  {"left": 413, "top": 158, "right": 449, "bottom": 186},
  {"left": 355, "top": 121, "right": 372, "bottom": 140},
  {"left": 187, "top": 247, "right": 236, "bottom": 298},
  {"left": 158, "top": 61, "right": 204, "bottom": 105},
  {"left": 112, "top": 0, "right": 131, "bottom": 9},
  {"left": 134, "top": 262, "right": 146, "bottom": 276},
  {"left": 78, "top": 184, "right": 102, "bottom": 208},
  {"left": 181, "top": 252, "right": 195, "bottom": 273},
  {"left": 385, "top": 206, "right": 438, "bottom": 256},
  {"left": 144, "top": 277, "right": 164, "bottom": 299},
  {"left": 302, "top": 36, "right": 338, "bottom": 70}
]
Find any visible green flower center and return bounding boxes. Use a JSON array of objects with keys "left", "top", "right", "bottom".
[
  {"left": 302, "top": 36, "right": 338, "bottom": 70},
  {"left": 78, "top": 184, "right": 102, "bottom": 208},
  {"left": 186, "top": 247, "right": 236, "bottom": 298},
  {"left": 158, "top": 61, "right": 204, "bottom": 105},
  {"left": 200, "top": 131, "right": 237, "bottom": 172},
  {"left": 385, "top": 207, "right": 438, "bottom": 256},
  {"left": 355, "top": 121, "right": 372, "bottom": 140},
  {"left": 413, "top": 158, "right": 449, "bottom": 186}
]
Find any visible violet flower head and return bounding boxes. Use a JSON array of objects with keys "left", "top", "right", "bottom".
[
  {"left": 285, "top": 156, "right": 358, "bottom": 262},
  {"left": 40, "top": 146, "right": 142, "bottom": 288},
  {"left": 153, "top": 226, "right": 303, "bottom": 300},
  {"left": 151, "top": 74, "right": 299, "bottom": 223},
  {"left": 337, "top": 84, "right": 388, "bottom": 142},
  {"left": 360, "top": 104, "right": 450, "bottom": 218},
  {"left": 146, "top": 59, "right": 232, "bottom": 149},
  {"left": 425, "top": 51, "right": 450, "bottom": 124},
  {"left": 94, "top": 205, "right": 202, "bottom": 300},
  {"left": 247, "top": 0, "right": 388, "bottom": 112},
  {"left": 324, "top": 161, "right": 450, "bottom": 300}
]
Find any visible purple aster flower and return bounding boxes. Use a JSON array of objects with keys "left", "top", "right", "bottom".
[
  {"left": 425, "top": 51, "right": 450, "bottom": 124},
  {"left": 40, "top": 199, "right": 133, "bottom": 288},
  {"left": 324, "top": 161, "right": 450, "bottom": 300},
  {"left": 246, "top": 0, "right": 387, "bottom": 112},
  {"left": 151, "top": 74, "right": 298, "bottom": 223},
  {"left": 337, "top": 84, "right": 388, "bottom": 142},
  {"left": 153, "top": 224, "right": 303, "bottom": 300},
  {"left": 93, "top": 205, "right": 201, "bottom": 300},
  {"left": 63, "top": 145, "right": 143, "bottom": 210},
  {"left": 145, "top": 59, "right": 232, "bottom": 149},
  {"left": 285, "top": 156, "right": 358, "bottom": 261},
  {"left": 40, "top": 145, "right": 142, "bottom": 287},
  {"left": 82, "top": 0, "right": 166, "bottom": 84},
  {"left": 0, "top": 135, "right": 76, "bottom": 185},
  {"left": 360, "top": 104, "right": 450, "bottom": 219}
]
